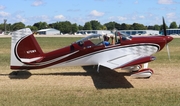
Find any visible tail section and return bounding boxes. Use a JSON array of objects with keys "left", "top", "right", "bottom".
[{"left": 11, "top": 28, "right": 44, "bottom": 70}]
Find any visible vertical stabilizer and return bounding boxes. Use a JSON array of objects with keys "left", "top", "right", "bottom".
[{"left": 10, "top": 28, "right": 44, "bottom": 69}]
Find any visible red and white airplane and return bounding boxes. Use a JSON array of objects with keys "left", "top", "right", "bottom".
[{"left": 10, "top": 18, "right": 173, "bottom": 78}]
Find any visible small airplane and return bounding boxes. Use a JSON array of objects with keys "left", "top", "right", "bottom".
[{"left": 10, "top": 18, "right": 173, "bottom": 78}]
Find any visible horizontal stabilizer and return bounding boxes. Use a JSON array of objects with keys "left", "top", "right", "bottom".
[{"left": 20, "top": 57, "right": 44, "bottom": 64}]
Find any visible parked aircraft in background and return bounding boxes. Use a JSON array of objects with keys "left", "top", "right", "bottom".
[{"left": 10, "top": 18, "right": 173, "bottom": 78}]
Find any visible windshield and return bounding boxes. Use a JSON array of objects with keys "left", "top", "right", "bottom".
[
  {"left": 117, "top": 31, "right": 132, "bottom": 40},
  {"left": 76, "top": 34, "right": 103, "bottom": 45}
]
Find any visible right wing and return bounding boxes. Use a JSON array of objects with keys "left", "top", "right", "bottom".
[{"left": 99, "top": 56, "right": 155, "bottom": 70}]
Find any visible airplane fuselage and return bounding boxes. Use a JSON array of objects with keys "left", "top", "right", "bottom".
[{"left": 11, "top": 33, "right": 173, "bottom": 70}]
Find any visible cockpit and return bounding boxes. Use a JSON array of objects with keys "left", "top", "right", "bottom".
[{"left": 74, "top": 31, "right": 132, "bottom": 49}]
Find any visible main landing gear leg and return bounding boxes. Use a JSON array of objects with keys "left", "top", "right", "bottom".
[{"left": 97, "top": 64, "right": 100, "bottom": 73}]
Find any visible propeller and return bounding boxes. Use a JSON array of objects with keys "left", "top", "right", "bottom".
[
  {"left": 162, "top": 17, "right": 167, "bottom": 36},
  {"left": 162, "top": 17, "right": 171, "bottom": 61},
  {"left": 166, "top": 44, "right": 171, "bottom": 61}
]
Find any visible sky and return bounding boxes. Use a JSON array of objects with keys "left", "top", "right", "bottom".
[{"left": 0, "top": 0, "right": 180, "bottom": 26}]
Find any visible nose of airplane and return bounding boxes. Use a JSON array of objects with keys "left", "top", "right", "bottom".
[{"left": 166, "top": 36, "right": 173, "bottom": 43}]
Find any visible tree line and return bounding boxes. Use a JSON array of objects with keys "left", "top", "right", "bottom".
[{"left": 0, "top": 20, "right": 179, "bottom": 34}]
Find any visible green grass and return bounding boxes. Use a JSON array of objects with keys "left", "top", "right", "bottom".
[
  {"left": 0, "top": 37, "right": 180, "bottom": 106},
  {"left": 0, "top": 88, "right": 180, "bottom": 106},
  {"left": 36, "top": 37, "right": 82, "bottom": 52},
  {"left": 153, "top": 38, "right": 180, "bottom": 61}
]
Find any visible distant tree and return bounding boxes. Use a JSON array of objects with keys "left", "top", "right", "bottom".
[
  {"left": 160, "top": 24, "right": 168, "bottom": 31},
  {"left": 100, "top": 25, "right": 107, "bottom": 30},
  {"left": 48, "top": 23, "right": 55, "bottom": 28},
  {"left": 104, "top": 22, "right": 115, "bottom": 30},
  {"left": 90, "top": 20, "right": 101, "bottom": 30},
  {"left": 147, "top": 25, "right": 154, "bottom": 30},
  {"left": 154, "top": 24, "right": 160, "bottom": 30},
  {"left": 169, "top": 21, "right": 178, "bottom": 29},
  {"left": 120, "top": 23, "right": 130, "bottom": 30},
  {"left": 2, "top": 19, "right": 180, "bottom": 33},
  {"left": 78, "top": 25, "right": 83, "bottom": 30},
  {"left": 26, "top": 25, "right": 38, "bottom": 31},
  {"left": 129, "top": 26, "right": 134, "bottom": 30},
  {"left": 52, "top": 22, "right": 61, "bottom": 30},
  {"left": 83, "top": 22, "right": 92, "bottom": 30},
  {"left": 33, "top": 22, "right": 48, "bottom": 30},
  {"left": 71, "top": 23, "right": 78, "bottom": 34},
  {"left": 0, "top": 23, "right": 12, "bottom": 31},
  {"left": 59, "top": 21, "right": 72, "bottom": 34},
  {"left": 53, "top": 21, "right": 76, "bottom": 34},
  {"left": 6, "top": 24, "right": 11, "bottom": 31},
  {"left": 131, "top": 23, "right": 147, "bottom": 30},
  {"left": 115, "top": 22, "right": 121, "bottom": 30},
  {"left": 11, "top": 22, "right": 25, "bottom": 31},
  {"left": 0, "top": 23, "right": 4, "bottom": 31}
]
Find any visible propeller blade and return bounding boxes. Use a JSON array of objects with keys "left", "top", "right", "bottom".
[
  {"left": 162, "top": 17, "right": 167, "bottom": 36},
  {"left": 163, "top": 17, "right": 171, "bottom": 61},
  {"left": 166, "top": 44, "right": 171, "bottom": 61}
]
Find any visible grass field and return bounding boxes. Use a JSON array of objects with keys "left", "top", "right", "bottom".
[{"left": 0, "top": 37, "right": 180, "bottom": 106}]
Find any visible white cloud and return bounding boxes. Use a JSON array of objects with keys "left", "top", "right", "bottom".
[
  {"left": 32, "top": 0, "right": 44, "bottom": 6},
  {"left": 158, "top": 0, "right": 174, "bottom": 4},
  {"left": 165, "top": 12, "right": 178, "bottom": 24},
  {"left": 15, "top": 15, "right": 26, "bottom": 23},
  {"left": 0, "top": 5, "right": 5, "bottom": 10},
  {"left": 54, "top": 15, "right": 66, "bottom": 20},
  {"left": 24, "top": 15, "right": 50, "bottom": 25},
  {"left": 67, "top": 9, "right": 80, "bottom": 12},
  {"left": 139, "top": 15, "right": 145, "bottom": 19},
  {"left": 89, "top": 10, "right": 104, "bottom": 17},
  {"left": 38, "top": 15, "right": 50, "bottom": 22},
  {"left": 166, "top": 12, "right": 176, "bottom": 19},
  {"left": 109, "top": 15, "right": 144, "bottom": 23},
  {"left": 134, "top": 0, "right": 139, "bottom": 4},
  {"left": 131, "top": 16, "right": 137, "bottom": 20},
  {"left": 117, "top": 16, "right": 127, "bottom": 21},
  {"left": 0, "top": 11, "right": 10, "bottom": 17}
]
